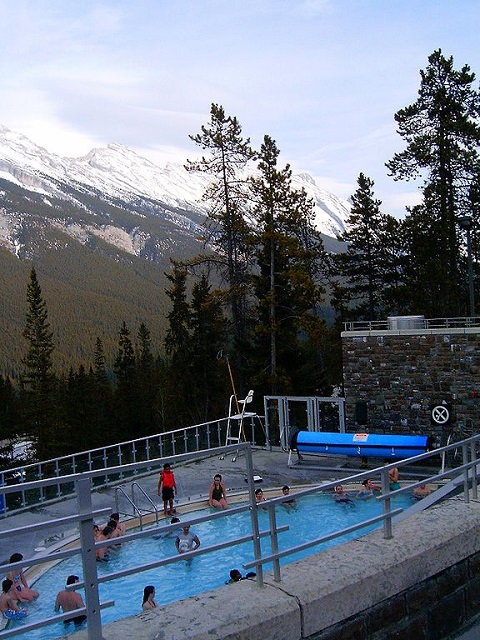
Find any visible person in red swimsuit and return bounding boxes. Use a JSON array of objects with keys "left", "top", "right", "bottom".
[{"left": 157, "top": 463, "right": 177, "bottom": 516}]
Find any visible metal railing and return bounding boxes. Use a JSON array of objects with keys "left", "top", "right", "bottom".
[
  {"left": 0, "top": 415, "right": 264, "bottom": 517},
  {"left": 1, "top": 436, "right": 479, "bottom": 640},
  {"left": 343, "top": 316, "right": 480, "bottom": 332},
  {"left": 131, "top": 482, "right": 160, "bottom": 527}
]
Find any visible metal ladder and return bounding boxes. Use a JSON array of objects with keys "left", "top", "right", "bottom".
[{"left": 114, "top": 482, "right": 160, "bottom": 529}]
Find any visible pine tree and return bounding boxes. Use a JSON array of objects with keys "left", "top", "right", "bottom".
[
  {"left": 20, "top": 267, "right": 59, "bottom": 460},
  {"left": 190, "top": 275, "right": 228, "bottom": 421},
  {"left": 0, "top": 375, "right": 19, "bottom": 468},
  {"left": 61, "top": 365, "right": 97, "bottom": 453},
  {"left": 113, "top": 322, "right": 137, "bottom": 441},
  {"left": 386, "top": 49, "right": 480, "bottom": 315},
  {"left": 90, "top": 337, "right": 113, "bottom": 445},
  {"left": 186, "top": 104, "right": 256, "bottom": 358},
  {"left": 163, "top": 264, "right": 193, "bottom": 427},
  {"left": 248, "top": 135, "right": 327, "bottom": 394},
  {"left": 135, "top": 323, "right": 159, "bottom": 436},
  {"left": 331, "top": 173, "right": 384, "bottom": 321}
]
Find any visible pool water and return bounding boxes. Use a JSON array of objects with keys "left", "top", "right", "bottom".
[{"left": 8, "top": 491, "right": 413, "bottom": 639}]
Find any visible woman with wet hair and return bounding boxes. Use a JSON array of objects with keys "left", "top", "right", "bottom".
[{"left": 7, "top": 553, "right": 39, "bottom": 602}]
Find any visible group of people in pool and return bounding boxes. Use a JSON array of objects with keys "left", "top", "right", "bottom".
[
  {"left": 159, "top": 462, "right": 302, "bottom": 519},
  {"left": 255, "top": 485, "right": 297, "bottom": 509},
  {"left": 141, "top": 568, "right": 257, "bottom": 611},
  {"left": 1, "top": 513, "right": 126, "bottom": 625},
  {"left": 94, "top": 512, "right": 126, "bottom": 562}
]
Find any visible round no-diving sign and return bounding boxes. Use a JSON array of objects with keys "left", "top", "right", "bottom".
[{"left": 431, "top": 404, "right": 451, "bottom": 425}]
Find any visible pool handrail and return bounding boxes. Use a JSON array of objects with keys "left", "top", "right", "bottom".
[{"left": 131, "top": 481, "right": 160, "bottom": 526}]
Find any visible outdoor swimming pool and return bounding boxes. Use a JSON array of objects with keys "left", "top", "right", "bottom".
[{"left": 7, "top": 490, "right": 414, "bottom": 639}]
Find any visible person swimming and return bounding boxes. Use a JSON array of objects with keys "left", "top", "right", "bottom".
[{"left": 333, "top": 485, "right": 354, "bottom": 505}]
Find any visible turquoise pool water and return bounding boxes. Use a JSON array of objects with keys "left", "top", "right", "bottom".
[{"left": 7, "top": 491, "right": 413, "bottom": 639}]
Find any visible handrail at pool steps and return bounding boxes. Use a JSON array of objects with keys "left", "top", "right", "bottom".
[
  {"left": 0, "top": 414, "right": 265, "bottom": 517},
  {"left": 1, "top": 437, "right": 480, "bottom": 640}
]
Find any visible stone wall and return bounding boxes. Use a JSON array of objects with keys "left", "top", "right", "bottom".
[
  {"left": 341, "top": 328, "right": 480, "bottom": 442},
  {"left": 310, "top": 553, "right": 480, "bottom": 640}
]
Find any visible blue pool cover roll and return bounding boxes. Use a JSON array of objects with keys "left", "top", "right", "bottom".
[{"left": 296, "top": 431, "right": 429, "bottom": 459}]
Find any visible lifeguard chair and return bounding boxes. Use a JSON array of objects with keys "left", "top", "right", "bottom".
[{"left": 222, "top": 390, "right": 255, "bottom": 461}]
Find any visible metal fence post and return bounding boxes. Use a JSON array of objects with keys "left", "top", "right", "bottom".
[
  {"left": 462, "top": 443, "right": 470, "bottom": 502},
  {"left": 76, "top": 477, "right": 105, "bottom": 640},
  {"left": 268, "top": 503, "right": 281, "bottom": 582},
  {"left": 245, "top": 444, "right": 263, "bottom": 587},
  {"left": 471, "top": 440, "right": 478, "bottom": 500},
  {"left": 381, "top": 467, "right": 393, "bottom": 539}
]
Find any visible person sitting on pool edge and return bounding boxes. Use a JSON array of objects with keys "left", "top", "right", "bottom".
[
  {"left": 175, "top": 524, "right": 200, "bottom": 554},
  {"left": 54, "top": 575, "right": 86, "bottom": 626},
  {"left": 0, "top": 579, "right": 27, "bottom": 620},
  {"left": 209, "top": 474, "right": 228, "bottom": 510}
]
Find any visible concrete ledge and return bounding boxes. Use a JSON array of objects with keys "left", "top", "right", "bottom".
[
  {"left": 68, "top": 578, "right": 301, "bottom": 640},
  {"left": 67, "top": 497, "right": 480, "bottom": 640}
]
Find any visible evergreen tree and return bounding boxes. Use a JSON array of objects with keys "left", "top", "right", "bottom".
[
  {"left": 135, "top": 323, "right": 159, "bottom": 436},
  {"left": 190, "top": 275, "right": 228, "bottom": 421},
  {"left": 0, "top": 375, "right": 19, "bottom": 468},
  {"left": 248, "top": 135, "right": 327, "bottom": 394},
  {"left": 90, "top": 337, "right": 113, "bottom": 446},
  {"left": 61, "top": 365, "right": 97, "bottom": 453},
  {"left": 186, "top": 104, "right": 256, "bottom": 362},
  {"left": 331, "top": 173, "right": 384, "bottom": 321},
  {"left": 20, "top": 267, "right": 60, "bottom": 460},
  {"left": 376, "top": 214, "right": 410, "bottom": 315},
  {"left": 113, "top": 321, "right": 137, "bottom": 441},
  {"left": 386, "top": 49, "right": 480, "bottom": 315},
  {"left": 164, "top": 264, "right": 193, "bottom": 427}
]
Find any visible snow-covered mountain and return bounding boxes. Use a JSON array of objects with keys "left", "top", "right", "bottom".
[
  {"left": 0, "top": 124, "right": 348, "bottom": 262},
  {"left": 0, "top": 125, "right": 351, "bottom": 376}
]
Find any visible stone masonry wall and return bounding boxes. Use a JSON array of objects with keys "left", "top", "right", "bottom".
[
  {"left": 341, "top": 330, "right": 480, "bottom": 443},
  {"left": 309, "top": 553, "right": 480, "bottom": 640}
]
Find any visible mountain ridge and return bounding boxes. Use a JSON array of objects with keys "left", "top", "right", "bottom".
[{"left": 0, "top": 125, "right": 350, "bottom": 377}]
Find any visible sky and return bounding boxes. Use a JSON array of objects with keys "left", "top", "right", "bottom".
[{"left": 0, "top": 0, "right": 479, "bottom": 217}]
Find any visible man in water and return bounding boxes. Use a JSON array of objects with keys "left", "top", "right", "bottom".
[
  {"left": 175, "top": 524, "right": 200, "bottom": 554},
  {"left": 54, "top": 575, "right": 86, "bottom": 626},
  {"left": 281, "top": 485, "right": 296, "bottom": 508}
]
